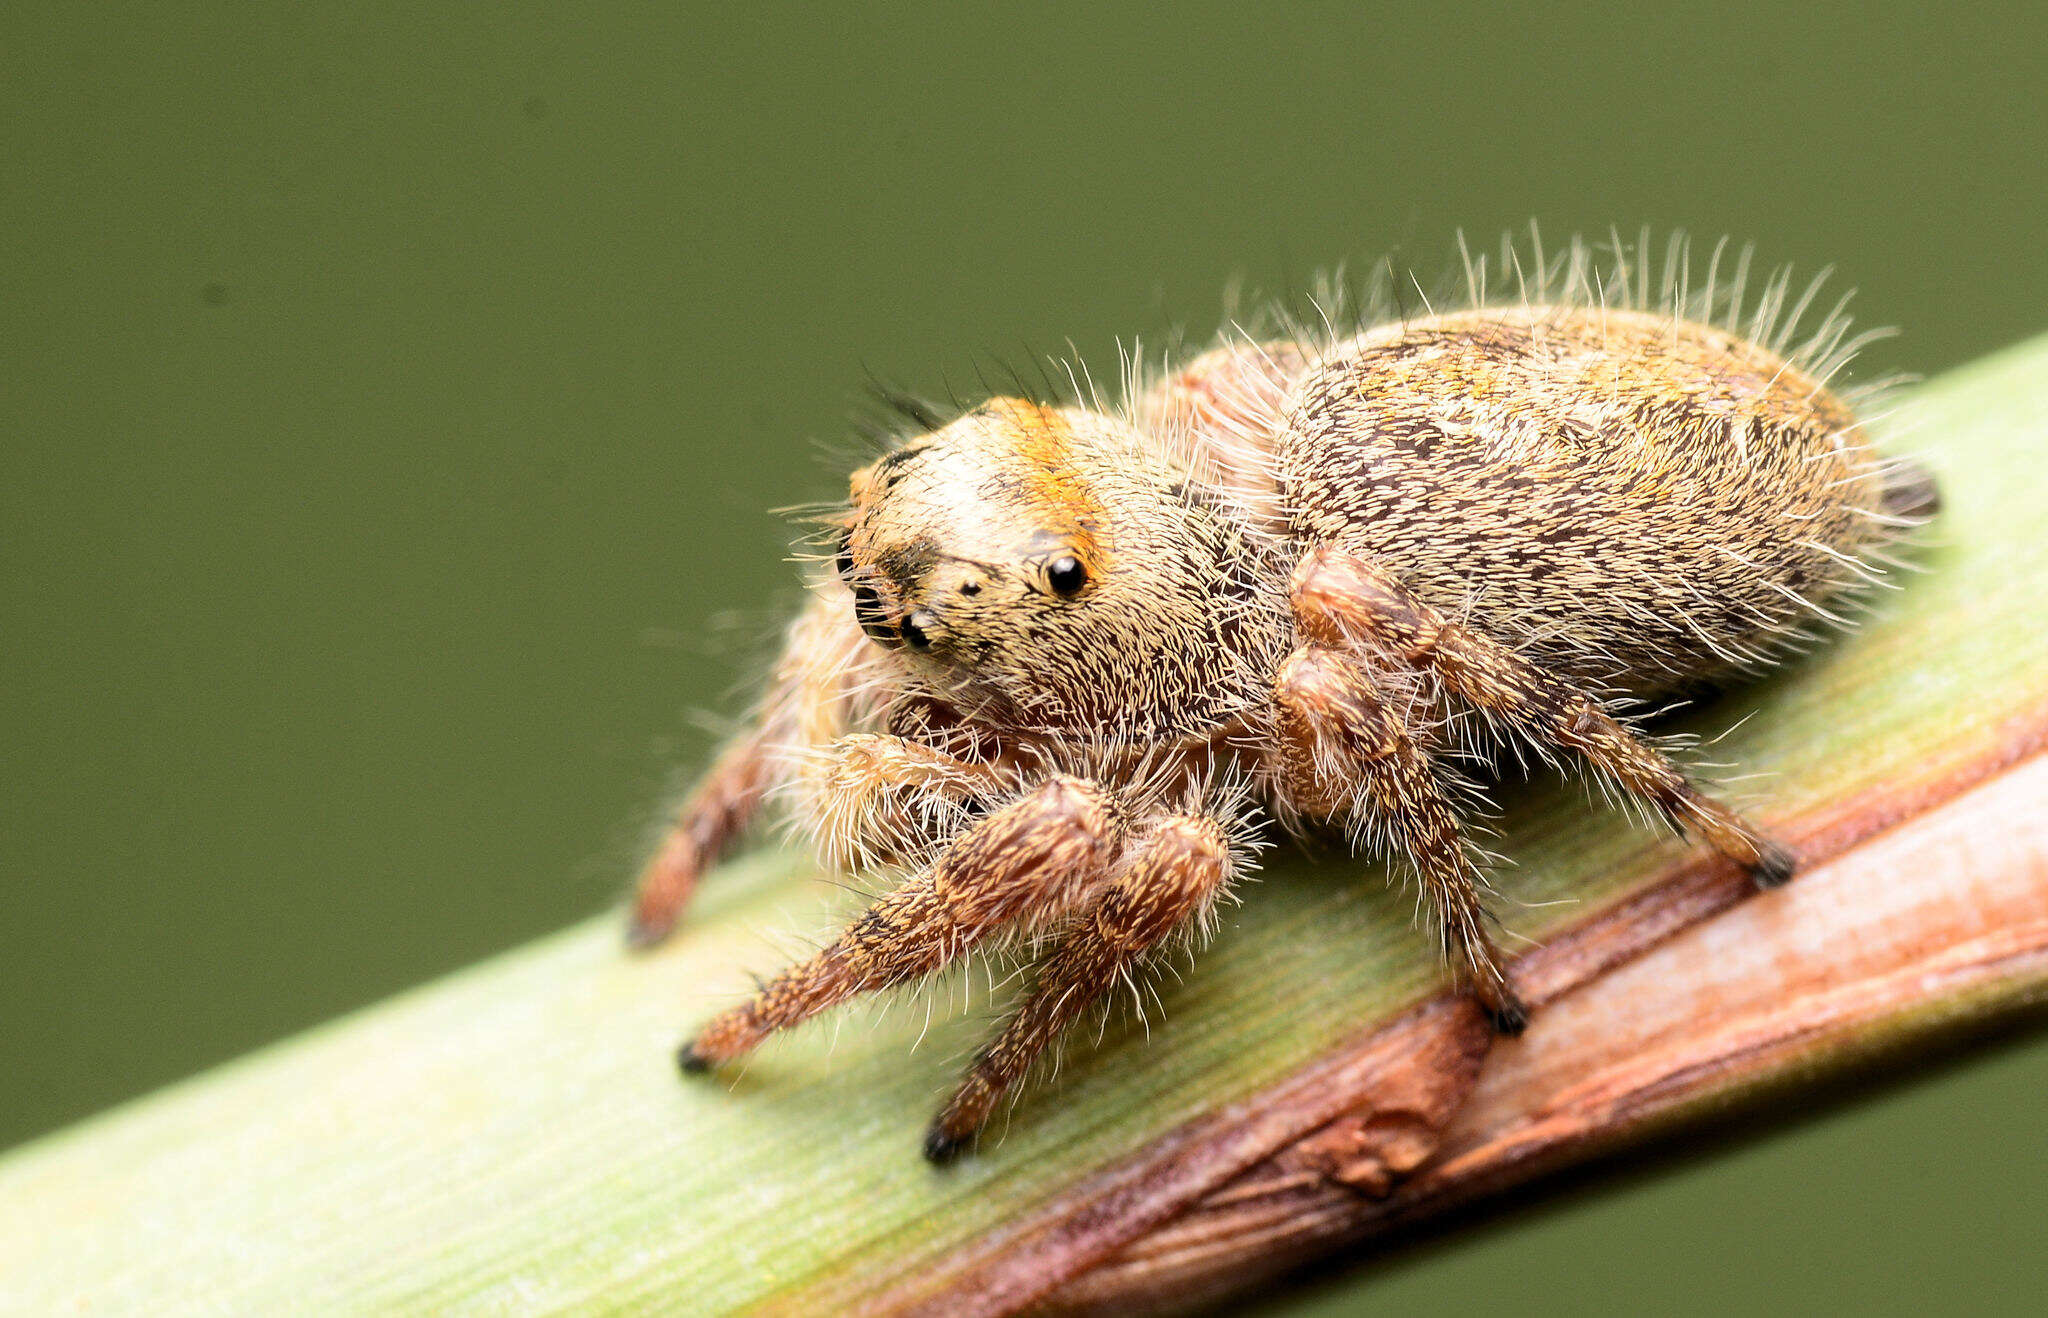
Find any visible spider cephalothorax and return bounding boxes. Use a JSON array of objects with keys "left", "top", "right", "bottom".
[
  {"left": 839, "top": 398, "right": 1292, "bottom": 747},
  {"left": 628, "top": 234, "right": 1937, "bottom": 1162}
]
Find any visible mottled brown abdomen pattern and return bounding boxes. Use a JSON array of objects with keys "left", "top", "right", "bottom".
[{"left": 1276, "top": 306, "right": 1908, "bottom": 689}]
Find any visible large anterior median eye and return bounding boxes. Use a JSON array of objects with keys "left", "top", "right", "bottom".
[{"left": 1046, "top": 555, "right": 1088, "bottom": 598}]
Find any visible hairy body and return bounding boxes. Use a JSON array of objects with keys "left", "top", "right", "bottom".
[
  {"left": 629, "top": 240, "right": 1935, "bottom": 1161},
  {"left": 1274, "top": 307, "right": 1922, "bottom": 684}
]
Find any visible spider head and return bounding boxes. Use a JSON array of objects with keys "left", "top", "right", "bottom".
[{"left": 835, "top": 398, "right": 1285, "bottom": 740}]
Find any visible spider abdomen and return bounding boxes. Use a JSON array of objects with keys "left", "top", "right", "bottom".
[{"left": 1274, "top": 306, "right": 1927, "bottom": 689}]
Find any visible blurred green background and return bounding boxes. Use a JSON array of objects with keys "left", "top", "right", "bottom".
[{"left": 4, "top": 3, "right": 2043, "bottom": 1311}]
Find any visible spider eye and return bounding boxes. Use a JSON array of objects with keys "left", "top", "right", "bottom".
[
  {"left": 835, "top": 531, "right": 856, "bottom": 580},
  {"left": 1046, "top": 555, "right": 1088, "bottom": 598}
]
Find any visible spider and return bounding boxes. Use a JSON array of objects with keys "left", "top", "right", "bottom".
[{"left": 628, "top": 234, "right": 1937, "bottom": 1162}]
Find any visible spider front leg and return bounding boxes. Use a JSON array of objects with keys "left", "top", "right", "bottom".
[
  {"left": 1271, "top": 644, "right": 1528, "bottom": 1034},
  {"left": 628, "top": 585, "right": 880, "bottom": 947},
  {"left": 927, "top": 811, "right": 1237, "bottom": 1163},
  {"left": 628, "top": 729, "right": 778, "bottom": 947},
  {"left": 1292, "top": 546, "right": 1795, "bottom": 886},
  {"left": 681, "top": 775, "right": 1123, "bottom": 1072}
]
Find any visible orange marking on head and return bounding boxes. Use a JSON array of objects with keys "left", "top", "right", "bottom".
[
  {"left": 981, "top": 399, "right": 1107, "bottom": 567},
  {"left": 848, "top": 464, "right": 879, "bottom": 507}
]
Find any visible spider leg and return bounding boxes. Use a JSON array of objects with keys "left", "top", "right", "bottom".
[
  {"left": 628, "top": 730, "right": 777, "bottom": 947},
  {"left": 926, "top": 812, "right": 1235, "bottom": 1163},
  {"left": 628, "top": 585, "right": 882, "bottom": 947},
  {"left": 1271, "top": 643, "right": 1528, "bottom": 1034},
  {"left": 681, "top": 775, "right": 1121, "bottom": 1071},
  {"left": 1292, "top": 545, "right": 1795, "bottom": 886}
]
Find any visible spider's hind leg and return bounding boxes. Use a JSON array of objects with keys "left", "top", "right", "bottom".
[{"left": 1292, "top": 545, "right": 1796, "bottom": 889}]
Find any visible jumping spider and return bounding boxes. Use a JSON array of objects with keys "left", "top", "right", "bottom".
[{"left": 629, "top": 235, "right": 1937, "bottom": 1162}]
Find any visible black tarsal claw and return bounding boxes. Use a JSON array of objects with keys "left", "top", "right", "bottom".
[
  {"left": 676, "top": 1043, "right": 714, "bottom": 1076},
  {"left": 922, "top": 1125, "right": 974, "bottom": 1166},
  {"left": 1486, "top": 995, "right": 1530, "bottom": 1037},
  {"left": 1750, "top": 842, "right": 1798, "bottom": 890}
]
